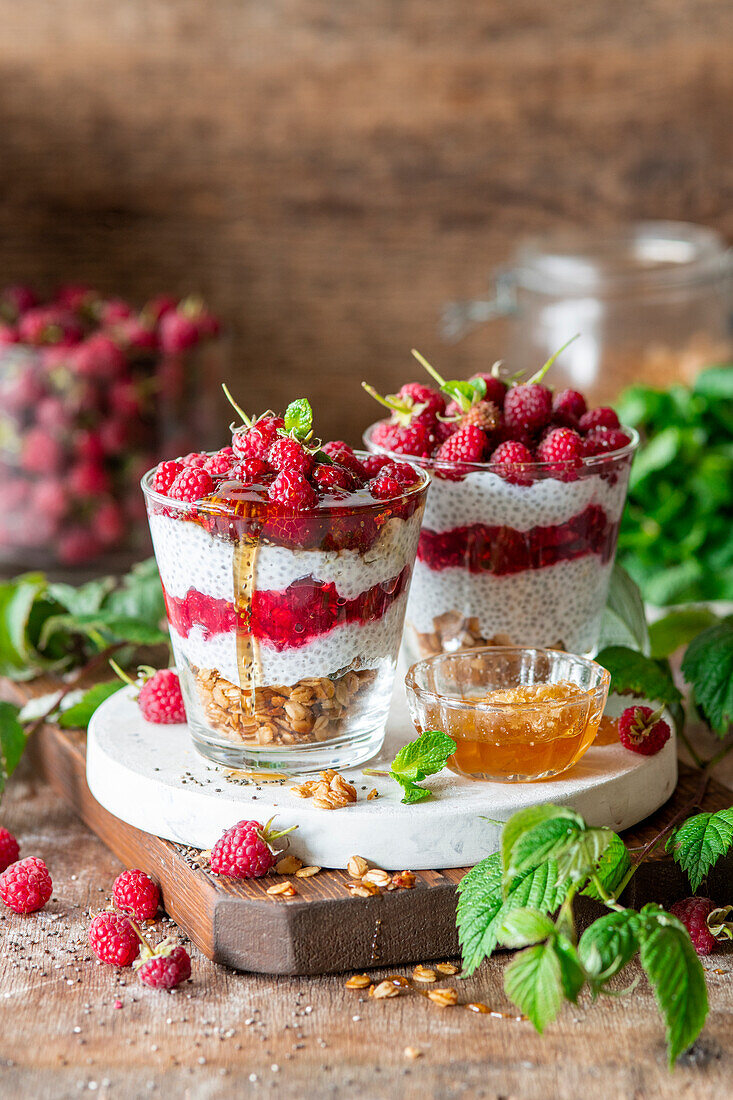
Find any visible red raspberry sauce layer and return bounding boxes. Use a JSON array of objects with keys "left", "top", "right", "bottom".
[
  {"left": 417, "top": 504, "right": 619, "bottom": 575},
  {"left": 163, "top": 567, "right": 411, "bottom": 651}
]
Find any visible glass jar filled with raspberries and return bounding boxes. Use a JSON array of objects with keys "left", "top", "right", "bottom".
[
  {"left": 142, "top": 394, "right": 429, "bottom": 771},
  {"left": 0, "top": 284, "right": 220, "bottom": 571},
  {"left": 363, "top": 340, "right": 638, "bottom": 665}
]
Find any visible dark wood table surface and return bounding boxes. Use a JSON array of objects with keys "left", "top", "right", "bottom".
[{"left": 1, "top": 732, "right": 731, "bottom": 1099}]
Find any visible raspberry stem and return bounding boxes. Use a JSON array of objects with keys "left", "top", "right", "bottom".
[
  {"left": 361, "top": 382, "right": 426, "bottom": 427},
  {"left": 527, "top": 333, "right": 580, "bottom": 385},
  {"left": 221, "top": 383, "right": 253, "bottom": 428}
]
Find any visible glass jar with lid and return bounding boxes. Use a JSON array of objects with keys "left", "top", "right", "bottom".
[{"left": 442, "top": 221, "right": 732, "bottom": 403}]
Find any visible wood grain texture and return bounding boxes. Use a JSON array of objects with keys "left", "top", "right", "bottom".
[{"left": 0, "top": 1, "right": 732, "bottom": 441}]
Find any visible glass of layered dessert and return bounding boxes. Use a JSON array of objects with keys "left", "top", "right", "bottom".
[
  {"left": 143, "top": 396, "right": 429, "bottom": 771},
  {"left": 363, "top": 344, "right": 638, "bottom": 665},
  {"left": 406, "top": 647, "right": 610, "bottom": 781}
]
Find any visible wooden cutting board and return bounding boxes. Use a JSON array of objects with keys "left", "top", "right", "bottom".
[{"left": 4, "top": 676, "right": 732, "bottom": 975}]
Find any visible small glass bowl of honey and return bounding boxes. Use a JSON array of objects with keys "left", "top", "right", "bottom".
[{"left": 405, "top": 647, "right": 610, "bottom": 782}]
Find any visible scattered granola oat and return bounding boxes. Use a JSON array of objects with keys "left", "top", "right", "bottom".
[
  {"left": 266, "top": 882, "right": 297, "bottom": 898},
  {"left": 427, "top": 988, "right": 458, "bottom": 1007},
  {"left": 404, "top": 1047, "right": 423, "bottom": 1060},
  {"left": 436, "top": 963, "right": 460, "bottom": 976},
  {"left": 275, "top": 856, "right": 303, "bottom": 875},
  {"left": 367, "top": 789, "right": 379, "bottom": 800},
  {"left": 363, "top": 869, "right": 391, "bottom": 888},
  {"left": 345, "top": 974, "right": 371, "bottom": 989},
  {"left": 346, "top": 881, "right": 380, "bottom": 898},
  {"left": 371, "top": 980, "right": 400, "bottom": 999},
  {"left": 294, "top": 865, "right": 321, "bottom": 878},
  {"left": 347, "top": 855, "right": 369, "bottom": 879},
  {"left": 412, "top": 965, "right": 437, "bottom": 983}
]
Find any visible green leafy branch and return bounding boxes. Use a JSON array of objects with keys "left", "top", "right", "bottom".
[{"left": 456, "top": 802, "right": 730, "bottom": 1066}]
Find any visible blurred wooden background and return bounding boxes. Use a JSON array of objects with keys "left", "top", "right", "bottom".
[{"left": 0, "top": 0, "right": 732, "bottom": 441}]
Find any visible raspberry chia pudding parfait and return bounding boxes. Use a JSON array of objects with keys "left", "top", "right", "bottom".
[
  {"left": 363, "top": 342, "right": 638, "bottom": 664},
  {"left": 143, "top": 394, "right": 428, "bottom": 771}
]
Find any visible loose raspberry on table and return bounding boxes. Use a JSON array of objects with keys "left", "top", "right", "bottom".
[
  {"left": 669, "top": 897, "right": 717, "bottom": 956},
  {"left": 618, "top": 705, "right": 671, "bottom": 756},
  {"left": 435, "top": 424, "right": 488, "bottom": 465},
  {"left": 552, "top": 388, "right": 587, "bottom": 427},
  {"left": 210, "top": 817, "right": 297, "bottom": 879},
  {"left": 581, "top": 427, "right": 631, "bottom": 456},
  {"left": 136, "top": 944, "right": 191, "bottom": 990},
  {"left": 470, "top": 373, "right": 508, "bottom": 409},
  {"left": 232, "top": 416, "right": 285, "bottom": 459},
  {"left": 504, "top": 382, "right": 553, "bottom": 435},
  {"left": 0, "top": 856, "right": 52, "bottom": 914},
  {"left": 490, "top": 440, "right": 535, "bottom": 486},
  {"left": 268, "top": 469, "right": 318, "bottom": 509},
  {"left": 113, "top": 869, "right": 161, "bottom": 921},
  {"left": 151, "top": 460, "right": 183, "bottom": 494},
  {"left": 369, "top": 461, "right": 421, "bottom": 499},
  {"left": 312, "top": 463, "right": 354, "bottom": 493},
  {"left": 138, "top": 669, "right": 186, "bottom": 725},
  {"left": 268, "top": 436, "right": 314, "bottom": 475},
  {"left": 203, "top": 447, "right": 235, "bottom": 477},
  {"left": 536, "top": 427, "right": 583, "bottom": 475},
  {"left": 579, "top": 406, "right": 620, "bottom": 432},
  {"left": 168, "top": 467, "right": 214, "bottom": 503},
  {"left": 0, "top": 827, "right": 20, "bottom": 873},
  {"left": 89, "top": 911, "right": 140, "bottom": 967},
  {"left": 320, "top": 441, "right": 367, "bottom": 481}
]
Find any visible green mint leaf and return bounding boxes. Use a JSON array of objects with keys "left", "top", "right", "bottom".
[
  {"left": 597, "top": 564, "right": 650, "bottom": 654},
  {"left": 390, "top": 729, "right": 456, "bottom": 781},
  {"left": 648, "top": 607, "right": 719, "bottom": 659},
  {"left": 0, "top": 701, "right": 26, "bottom": 801},
  {"left": 394, "top": 780, "right": 432, "bottom": 804},
  {"left": 499, "top": 908, "right": 556, "bottom": 948},
  {"left": 595, "top": 646, "right": 682, "bottom": 708},
  {"left": 283, "top": 398, "right": 313, "bottom": 440},
  {"left": 57, "top": 682, "right": 125, "bottom": 729},
  {"left": 102, "top": 558, "right": 166, "bottom": 625},
  {"left": 666, "top": 808, "right": 733, "bottom": 892},
  {"left": 578, "top": 910, "right": 641, "bottom": 985},
  {"left": 693, "top": 364, "right": 733, "bottom": 400},
  {"left": 581, "top": 832, "right": 631, "bottom": 902},
  {"left": 553, "top": 827, "right": 615, "bottom": 886},
  {"left": 504, "top": 807, "right": 586, "bottom": 884},
  {"left": 0, "top": 573, "right": 51, "bottom": 679},
  {"left": 457, "top": 856, "right": 567, "bottom": 976},
  {"left": 681, "top": 617, "right": 733, "bottom": 736},
  {"left": 40, "top": 613, "right": 168, "bottom": 651},
  {"left": 503, "top": 941, "right": 566, "bottom": 1033},
  {"left": 638, "top": 904, "right": 708, "bottom": 1066},
  {"left": 47, "top": 577, "right": 115, "bottom": 617},
  {"left": 501, "top": 805, "right": 582, "bottom": 883}
]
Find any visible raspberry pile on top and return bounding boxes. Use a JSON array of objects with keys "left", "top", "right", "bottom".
[
  {"left": 149, "top": 391, "right": 423, "bottom": 509},
  {"left": 364, "top": 339, "right": 631, "bottom": 480}
]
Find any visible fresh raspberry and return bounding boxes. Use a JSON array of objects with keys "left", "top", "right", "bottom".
[
  {"left": 470, "top": 373, "right": 508, "bottom": 409},
  {"left": 32, "top": 479, "right": 69, "bottom": 523},
  {"left": 113, "top": 317, "right": 158, "bottom": 351},
  {"left": 320, "top": 441, "right": 367, "bottom": 481},
  {"left": 72, "top": 334, "right": 127, "bottom": 379},
  {"left": 3, "top": 368, "right": 44, "bottom": 413},
  {"left": 435, "top": 424, "right": 488, "bottom": 464},
  {"left": 58, "top": 527, "right": 101, "bottom": 565},
  {"left": 168, "top": 467, "right": 214, "bottom": 503},
  {"left": 369, "top": 461, "right": 421, "bottom": 499},
  {"left": 579, "top": 407, "right": 620, "bottom": 432},
  {"left": 203, "top": 447, "right": 235, "bottom": 477},
  {"left": 370, "top": 419, "right": 432, "bottom": 458},
  {"left": 17, "top": 306, "right": 82, "bottom": 346},
  {"left": 21, "top": 428, "right": 64, "bottom": 475},
  {"left": 490, "top": 440, "right": 536, "bottom": 486},
  {"left": 179, "top": 451, "right": 208, "bottom": 467},
  {"left": 73, "top": 429, "right": 105, "bottom": 463},
  {"left": 113, "top": 869, "right": 161, "bottom": 921},
  {"left": 232, "top": 416, "right": 285, "bottom": 459},
  {"left": 0, "top": 828, "right": 20, "bottom": 872},
  {"left": 361, "top": 453, "right": 392, "bottom": 477},
  {"left": 136, "top": 943, "right": 191, "bottom": 989},
  {"left": 94, "top": 500, "right": 125, "bottom": 546},
  {"left": 97, "top": 298, "right": 133, "bottom": 325},
  {"left": 669, "top": 897, "right": 717, "bottom": 956},
  {"left": 159, "top": 311, "right": 200, "bottom": 354},
  {"left": 0, "top": 323, "right": 18, "bottom": 344},
  {"left": 0, "top": 856, "right": 52, "bottom": 914},
  {"left": 138, "top": 669, "right": 186, "bottom": 725},
  {"left": 268, "top": 469, "right": 318, "bottom": 509},
  {"left": 431, "top": 420, "right": 458, "bottom": 451},
  {"left": 100, "top": 417, "right": 130, "bottom": 455},
  {"left": 151, "top": 460, "right": 183, "bottom": 494},
  {"left": 581, "top": 427, "right": 631, "bottom": 456},
  {"left": 89, "top": 911, "right": 140, "bottom": 966},
  {"left": 536, "top": 427, "right": 583, "bottom": 476},
  {"left": 504, "top": 383, "right": 553, "bottom": 435},
  {"left": 552, "top": 388, "right": 587, "bottom": 427},
  {"left": 144, "top": 294, "right": 178, "bottom": 323},
  {"left": 69, "top": 461, "right": 111, "bottom": 497},
  {"left": 312, "top": 463, "right": 354, "bottom": 493},
  {"left": 210, "top": 817, "right": 296, "bottom": 878},
  {"left": 618, "top": 705, "right": 671, "bottom": 756},
  {"left": 55, "top": 283, "right": 94, "bottom": 311},
  {"left": 2, "top": 284, "right": 39, "bottom": 316},
  {"left": 268, "top": 436, "right": 314, "bottom": 475},
  {"left": 109, "top": 380, "right": 142, "bottom": 418},
  {"left": 36, "top": 395, "right": 69, "bottom": 430},
  {"left": 460, "top": 400, "right": 501, "bottom": 434},
  {"left": 396, "top": 382, "right": 446, "bottom": 420},
  {"left": 229, "top": 457, "right": 271, "bottom": 485}
]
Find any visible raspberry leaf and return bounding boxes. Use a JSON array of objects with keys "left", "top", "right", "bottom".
[
  {"left": 553, "top": 827, "right": 615, "bottom": 885},
  {"left": 457, "top": 856, "right": 568, "bottom": 976},
  {"left": 597, "top": 563, "right": 650, "bottom": 655},
  {"left": 283, "top": 399, "right": 313, "bottom": 441},
  {"left": 389, "top": 729, "right": 456, "bottom": 804},
  {"left": 648, "top": 607, "right": 719, "bottom": 659},
  {"left": 665, "top": 808, "right": 733, "bottom": 892},
  {"left": 503, "top": 938, "right": 581, "bottom": 1033},
  {"left": 500, "top": 805, "right": 582, "bottom": 882},
  {"left": 498, "top": 907, "right": 556, "bottom": 948},
  {"left": 637, "top": 904, "right": 708, "bottom": 1066},
  {"left": 39, "top": 612, "right": 168, "bottom": 650},
  {"left": 503, "top": 807, "right": 586, "bottom": 884},
  {"left": 578, "top": 909, "right": 641, "bottom": 986},
  {"left": 0, "top": 573, "right": 54, "bottom": 679},
  {"left": 581, "top": 832, "right": 631, "bottom": 902},
  {"left": 57, "top": 681, "right": 125, "bottom": 729},
  {"left": 595, "top": 646, "right": 682, "bottom": 709},
  {"left": 680, "top": 617, "right": 733, "bottom": 736},
  {"left": 0, "top": 701, "right": 25, "bottom": 800}
]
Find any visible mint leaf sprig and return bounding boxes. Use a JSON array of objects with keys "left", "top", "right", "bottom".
[
  {"left": 457, "top": 802, "right": 711, "bottom": 1065},
  {"left": 388, "top": 729, "right": 456, "bottom": 803}
]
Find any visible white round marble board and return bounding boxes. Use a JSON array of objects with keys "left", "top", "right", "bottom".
[{"left": 87, "top": 681, "right": 677, "bottom": 870}]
